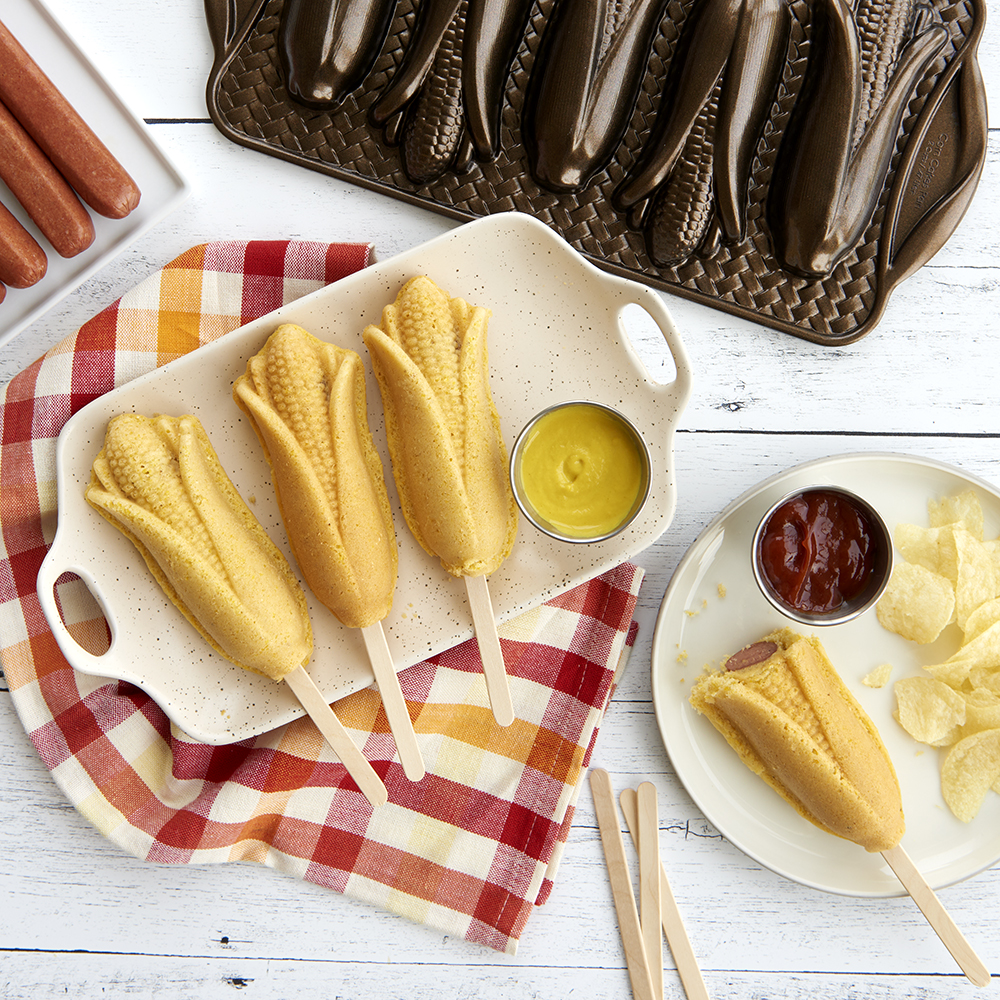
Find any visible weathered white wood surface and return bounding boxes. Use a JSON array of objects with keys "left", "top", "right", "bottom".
[{"left": 2, "top": 1, "right": 999, "bottom": 997}]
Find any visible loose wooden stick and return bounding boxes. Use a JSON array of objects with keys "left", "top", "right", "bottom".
[
  {"left": 621, "top": 787, "right": 711, "bottom": 1000},
  {"left": 361, "top": 623, "right": 425, "bottom": 781},
  {"left": 284, "top": 666, "right": 388, "bottom": 808},
  {"left": 590, "top": 769, "right": 657, "bottom": 1000},
  {"left": 637, "top": 782, "right": 664, "bottom": 1000},
  {"left": 464, "top": 574, "right": 515, "bottom": 726},
  {"left": 881, "top": 844, "right": 990, "bottom": 987}
]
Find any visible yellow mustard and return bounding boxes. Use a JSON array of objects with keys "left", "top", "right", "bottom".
[{"left": 518, "top": 403, "right": 645, "bottom": 538}]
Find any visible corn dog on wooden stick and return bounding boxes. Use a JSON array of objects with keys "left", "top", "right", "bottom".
[
  {"left": 690, "top": 627, "right": 904, "bottom": 852},
  {"left": 234, "top": 325, "right": 423, "bottom": 781},
  {"left": 86, "top": 413, "right": 387, "bottom": 807},
  {"left": 693, "top": 629, "right": 989, "bottom": 984},
  {"left": 363, "top": 276, "right": 517, "bottom": 726}
]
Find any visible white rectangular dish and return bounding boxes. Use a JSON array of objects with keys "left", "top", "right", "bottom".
[
  {"left": 0, "top": 0, "right": 190, "bottom": 348},
  {"left": 37, "top": 213, "right": 692, "bottom": 744}
]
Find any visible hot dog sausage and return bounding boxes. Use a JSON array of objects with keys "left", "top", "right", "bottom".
[
  {"left": 0, "top": 200, "right": 47, "bottom": 289},
  {"left": 0, "top": 18, "right": 140, "bottom": 220},
  {"left": 0, "top": 98, "right": 94, "bottom": 258}
]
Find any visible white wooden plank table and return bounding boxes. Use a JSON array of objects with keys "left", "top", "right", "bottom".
[{"left": 2, "top": 1, "right": 999, "bottom": 996}]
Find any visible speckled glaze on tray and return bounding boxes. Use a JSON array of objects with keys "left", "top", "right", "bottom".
[
  {"left": 205, "top": 0, "right": 987, "bottom": 346},
  {"left": 37, "top": 214, "right": 691, "bottom": 745}
]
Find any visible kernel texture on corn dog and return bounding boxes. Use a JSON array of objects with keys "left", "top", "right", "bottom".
[
  {"left": 234, "top": 324, "right": 398, "bottom": 629},
  {"left": 690, "top": 627, "right": 904, "bottom": 852},
  {"left": 86, "top": 413, "right": 313, "bottom": 681},
  {"left": 363, "top": 275, "right": 517, "bottom": 578}
]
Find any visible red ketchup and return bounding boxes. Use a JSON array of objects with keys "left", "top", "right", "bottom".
[{"left": 757, "top": 489, "right": 876, "bottom": 614}]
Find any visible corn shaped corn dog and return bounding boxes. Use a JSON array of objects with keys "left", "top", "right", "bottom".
[
  {"left": 690, "top": 628, "right": 905, "bottom": 852},
  {"left": 362, "top": 275, "right": 517, "bottom": 578},
  {"left": 233, "top": 324, "right": 398, "bottom": 629},
  {"left": 86, "top": 413, "right": 313, "bottom": 681}
]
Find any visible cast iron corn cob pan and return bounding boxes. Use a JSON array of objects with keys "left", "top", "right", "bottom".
[{"left": 204, "top": 0, "right": 987, "bottom": 346}]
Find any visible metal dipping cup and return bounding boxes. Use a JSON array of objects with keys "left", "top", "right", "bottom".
[
  {"left": 509, "top": 400, "right": 652, "bottom": 544},
  {"left": 751, "top": 485, "right": 893, "bottom": 626}
]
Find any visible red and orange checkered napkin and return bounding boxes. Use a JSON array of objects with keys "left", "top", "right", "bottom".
[{"left": 0, "top": 241, "right": 644, "bottom": 954}]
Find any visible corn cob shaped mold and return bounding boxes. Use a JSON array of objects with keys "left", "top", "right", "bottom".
[
  {"left": 855, "top": 0, "right": 918, "bottom": 143},
  {"left": 276, "top": 0, "right": 399, "bottom": 110},
  {"left": 399, "top": 0, "right": 469, "bottom": 184},
  {"left": 767, "top": 0, "right": 946, "bottom": 277},
  {"left": 523, "top": 0, "right": 670, "bottom": 193},
  {"left": 86, "top": 413, "right": 313, "bottom": 681},
  {"left": 362, "top": 275, "right": 517, "bottom": 578},
  {"left": 690, "top": 627, "right": 905, "bottom": 852},
  {"left": 233, "top": 324, "right": 398, "bottom": 630},
  {"left": 614, "top": 0, "right": 789, "bottom": 244},
  {"left": 644, "top": 80, "right": 720, "bottom": 266}
]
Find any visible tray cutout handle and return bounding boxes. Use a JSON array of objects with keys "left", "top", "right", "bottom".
[
  {"left": 36, "top": 557, "right": 120, "bottom": 670},
  {"left": 615, "top": 284, "right": 693, "bottom": 408}
]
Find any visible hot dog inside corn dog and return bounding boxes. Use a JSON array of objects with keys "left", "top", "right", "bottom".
[{"left": 690, "top": 628, "right": 905, "bottom": 852}]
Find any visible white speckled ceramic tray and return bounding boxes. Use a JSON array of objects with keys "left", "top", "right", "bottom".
[
  {"left": 652, "top": 453, "right": 1000, "bottom": 896},
  {"left": 0, "top": 0, "right": 189, "bottom": 347},
  {"left": 38, "top": 213, "right": 692, "bottom": 744}
]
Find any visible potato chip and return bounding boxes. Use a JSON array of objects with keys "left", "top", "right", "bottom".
[
  {"left": 894, "top": 523, "right": 959, "bottom": 583},
  {"left": 880, "top": 490, "right": 1000, "bottom": 821},
  {"left": 862, "top": 663, "right": 893, "bottom": 688},
  {"left": 928, "top": 489, "right": 984, "bottom": 540},
  {"left": 983, "top": 539, "right": 1000, "bottom": 594},
  {"left": 941, "top": 729, "right": 1000, "bottom": 822},
  {"left": 925, "top": 657, "right": 975, "bottom": 688},
  {"left": 876, "top": 561, "right": 955, "bottom": 644},
  {"left": 962, "top": 596, "right": 1000, "bottom": 643},
  {"left": 960, "top": 688, "right": 1000, "bottom": 736},
  {"left": 953, "top": 620, "right": 1000, "bottom": 672},
  {"left": 970, "top": 665, "right": 1000, "bottom": 694},
  {"left": 894, "top": 676, "right": 966, "bottom": 747},
  {"left": 954, "top": 527, "right": 998, "bottom": 629}
]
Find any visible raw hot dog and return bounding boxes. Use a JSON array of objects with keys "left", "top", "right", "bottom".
[
  {"left": 0, "top": 99, "right": 94, "bottom": 258},
  {"left": 0, "top": 200, "right": 47, "bottom": 289},
  {"left": 0, "top": 18, "right": 140, "bottom": 219}
]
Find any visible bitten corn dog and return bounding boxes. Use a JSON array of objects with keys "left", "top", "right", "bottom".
[
  {"left": 233, "top": 324, "right": 397, "bottom": 629},
  {"left": 690, "top": 627, "right": 904, "bottom": 852},
  {"left": 362, "top": 275, "right": 517, "bottom": 577},
  {"left": 85, "top": 413, "right": 312, "bottom": 680}
]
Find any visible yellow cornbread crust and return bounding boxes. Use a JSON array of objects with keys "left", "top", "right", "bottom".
[
  {"left": 234, "top": 324, "right": 398, "bottom": 629},
  {"left": 86, "top": 413, "right": 313, "bottom": 681},
  {"left": 690, "top": 628, "right": 905, "bottom": 852},
  {"left": 362, "top": 276, "right": 517, "bottom": 578}
]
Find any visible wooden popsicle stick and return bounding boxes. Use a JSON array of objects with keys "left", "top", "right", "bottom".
[
  {"left": 589, "top": 769, "right": 657, "bottom": 1000},
  {"left": 621, "top": 787, "right": 711, "bottom": 1000},
  {"left": 361, "top": 623, "right": 425, "bottom": 782},
  {"left": 637, "top": 782, "right": 664, "bottom": 1000},
  {"left": 284, "top": 665, "right": 388, "bottom": 808},
  {"left": 881, "top": 844, "right": 990, "bottom": 987},
  {"left": 464, "top": 574, "right": 515, "bottom": 727}
]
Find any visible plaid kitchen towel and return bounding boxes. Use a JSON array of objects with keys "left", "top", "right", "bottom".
[{"left": 0, "top": 240, "right": 644, "bottom": 954}]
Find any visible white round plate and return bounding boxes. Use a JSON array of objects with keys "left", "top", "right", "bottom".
[{"left": 651, "top": 452, "right": 1000, "bottom": 896}]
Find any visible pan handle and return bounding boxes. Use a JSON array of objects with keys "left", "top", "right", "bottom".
[{"left": 879, "top": 14, "right": 988, "bottom": 290}]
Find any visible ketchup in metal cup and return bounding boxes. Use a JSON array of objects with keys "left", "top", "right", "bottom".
[{"left": 757, "top": 489, "right": 876, "bottom": 614}]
